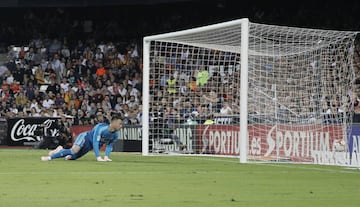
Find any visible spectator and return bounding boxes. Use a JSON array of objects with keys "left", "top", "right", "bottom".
[
  {"left": 114, "top": 96, "right": 124, "bottom": 111},
  {"left": 179, "top": 98, "right": 195, "bottom": 118},
  {"left": 202, "top": 90, "right": 220, "bottom": 113},
  {"left": 46, "top": 79, "right": 60, "bottom": 95},
  {"left": 9, "top": 102, "right": 19, "bottom": 116},
  {"left": 215, "top": 101, "right": 233, "bottom": 124},
  {"left": 22, "top": 101, "right": 32, "bottom": 115},
  {"left": 18, "top": 46, "right": 26, "bottom": 59},
  {"left": 29, "top": 107, "right": 41, "bottom": 117},
  {"left": 1, "top": 84, "right": 13, "bottom": 100},
  {"left": 77, "top": 109, "right": 87, "bottom": 125},
  {"left": 218, "top": 101, "right": 233, "bottom": 116},
  {"left": 117, "top": 82, "right": 127, "bottom": 97},
  {"left": 66, "top": 69, "right": 79, "bottom": 86},
  {"left": 126, "top": 95, "right": 139, "bottom": 108},
  {"left": 7, "top": 69, "right": 17, "bottom": 85},
  {"left": 0, "top": 101, "right": 10, "bottom": 117},
  {"left": 42, "top": 94, "right": 55, "bottom": 109},
  {"left": 34, "top": 65, "right": 46, "bottom": 84},
  {"left": 94, "top": 47, "right": 104, "bottom": 62},
  {"left": 54, "top": 92, "right": 65, "bottom": 107},
  {"left": 24, "top": 47, "right": 35, "bottom": 66},
  {"left": 61, "top": 45, "right": 71, "bottom": 59},
  {"left": 102, "top": 95, "right": 112, "bottom": 110},
  {"left": 87, "top": 102, "right": 97, "bottom": 116},
  {"left": 127, "top": 84, "right": 139, "bottom": 98},
  {"left": 86, "top": 59, "right": 97, "bottom": 75},
  {"left": 45, "top": 63, "right": 56, "bottom": 82},
  {"left": 91, "top": 88, "right": 104, "bottom": 104},
  {"left": 51, "top": 54, "right": 62, "bottom": 82},
  {"left": 23, "top": 64, "right": 33, "bottom": 84},
  {"left": 24, "top": 81, "right": 35, "bottom": 100},
  {"left": 96, "top": 62, "right": 107, "bottom": 77},
  {"left": 30, "top": 98, "right": 41, "bottom": 112},
  {"left": 60, "top": 78, "right": 70, "bottom": 92},
  {"left": 32, "top": 48, "right": 43, "bottom": 66},
  {"left": 94, "top": 111, "right": 105, "bottom": 124},
  {"left": 15, "top": 91, "right": 28, "bottom": 109}
]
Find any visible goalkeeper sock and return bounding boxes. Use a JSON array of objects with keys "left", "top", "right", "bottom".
[{"left": 50, "top": 149, "right": 75, "bottom": 160}]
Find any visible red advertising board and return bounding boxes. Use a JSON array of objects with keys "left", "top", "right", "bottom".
[
  {"left": 71, "top": 125, "right": 93, "bottom": 139},
  {"left": 196, "top": 124, "right": 344, "bottom": 162}
]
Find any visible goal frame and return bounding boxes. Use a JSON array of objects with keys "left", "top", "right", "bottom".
[
  {"left": 142, "top": 18, "right": 250, "bottom": 163},
  {"left": 142, "top": 18, "right": 359, "bottom": 166}
]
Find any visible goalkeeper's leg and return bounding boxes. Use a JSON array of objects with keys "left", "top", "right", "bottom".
[
  {"left": 48, "top": 145, "right": 64, "bottom": 156},
  {"left": 41, "top": 148, "right": 76, "bottom": 161},
  {"left": 41, "top": 145, "right": 81, "bottom": 161},
  {"left": 41, "top": 133, "right": 85, "bottom": 161}
]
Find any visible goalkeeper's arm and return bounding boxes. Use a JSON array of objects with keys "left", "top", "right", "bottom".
[
  {"left": 93, "top": 135, "right": 103, "bottom": 161},
  {"left": 103, "top": 139, "right": 118, "bottom": 162}
]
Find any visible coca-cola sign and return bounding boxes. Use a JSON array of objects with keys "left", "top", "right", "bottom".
[{"left": 7, "top": 117, "right": 60, "bottom": 146}]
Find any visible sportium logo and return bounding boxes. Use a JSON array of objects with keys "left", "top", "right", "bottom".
[
  {"left": 200, "top": 125, "right": 240, "bottom": 155},
  {"left": 10, "top": 119, "right": 57, "bottom": 142},
  {"left": 199, "top": 125, "right": 343, "bottom": 159},
  {"left": 264, "top": 125, "right": 333, "bottom": 158}
]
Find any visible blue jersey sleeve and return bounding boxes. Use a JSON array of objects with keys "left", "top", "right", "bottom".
[
  {"left": 92, "top": 124, "right": 107, "bottom": 158},
  {"left": 105, "top": 132, "right": 119, "bottom": 156}
]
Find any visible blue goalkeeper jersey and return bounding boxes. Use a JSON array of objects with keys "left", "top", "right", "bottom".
[{"left": 85, "top": 123, "right": 119, "bottom": 157}]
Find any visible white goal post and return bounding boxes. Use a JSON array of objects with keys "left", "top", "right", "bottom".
[{"left": 142, "top": 18, "right": 360, "bottom": 166}]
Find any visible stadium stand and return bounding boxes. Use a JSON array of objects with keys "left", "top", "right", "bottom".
[{"left": 1, "top": 0, "right": 360, "bottom": 127}]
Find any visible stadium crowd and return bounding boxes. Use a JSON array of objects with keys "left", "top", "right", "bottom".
[
  {"left": 0, "top": 38, "right": 143, "bottom": 126},
  {"left": 1, "top": 1, "right": 360, "bottom": 129},
  {"left": 0, "top": 39, "right": 142, "bottom": 125}
]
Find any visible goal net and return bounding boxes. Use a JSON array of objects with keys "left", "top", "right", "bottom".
[{"left": 142, "top": 18, "right": 360, "bottom": 166}]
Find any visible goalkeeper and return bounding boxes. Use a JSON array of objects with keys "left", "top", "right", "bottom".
[{"left": 41, "top": 115, "right": 123, "bottom": 162}]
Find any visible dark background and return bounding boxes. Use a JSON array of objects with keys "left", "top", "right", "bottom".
[{"left": 0, "top": 0, "right": 359, "bottom": 47}]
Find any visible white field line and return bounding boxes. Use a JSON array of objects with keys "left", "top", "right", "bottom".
[
  {"left": 0, "top": 171, "right": 166, "bottom": 175},
  {"left": 183, "top": 156, "right": 360, "bottom": 174}
]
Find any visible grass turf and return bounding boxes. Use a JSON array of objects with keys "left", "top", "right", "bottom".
[{"left": 0, "top": 149, "right": 360, "bottom": 207}]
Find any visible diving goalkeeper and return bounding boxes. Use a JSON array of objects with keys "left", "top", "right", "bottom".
[{"left": 41, "top": 115, "right": 123, "bottom": 162}]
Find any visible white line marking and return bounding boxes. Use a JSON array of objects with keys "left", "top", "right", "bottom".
[{"left": 184, "top": 156, "right": 360, "bottom": 174}]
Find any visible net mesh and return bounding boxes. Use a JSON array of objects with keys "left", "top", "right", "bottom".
[{"left": 145, "top": 20, "right": 359, "bottom": 165}]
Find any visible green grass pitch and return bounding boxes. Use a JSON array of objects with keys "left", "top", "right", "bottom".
[{"left": 0, "top": 149, "right": 360, "bottom": 207}]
